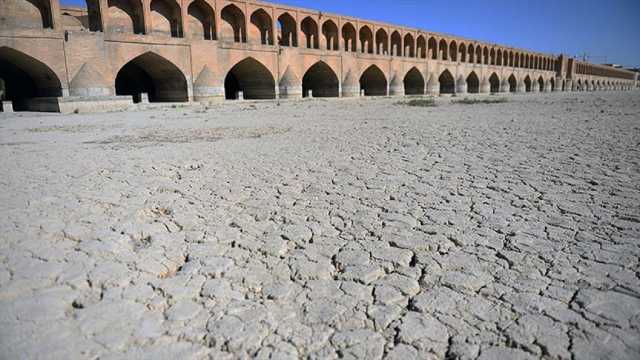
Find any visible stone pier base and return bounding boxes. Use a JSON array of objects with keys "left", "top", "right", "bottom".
[
  {"left": 13, "top": 96, "right": 133, "bottom": 113},
  {"left": 1, "top": 101, "right": 13, "bottom": 112}
]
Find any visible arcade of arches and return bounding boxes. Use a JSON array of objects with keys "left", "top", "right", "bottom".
[{"left": 0, "top": 0, "right": 636, "bottom": 112}]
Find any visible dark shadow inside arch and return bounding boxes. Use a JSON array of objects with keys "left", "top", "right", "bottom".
[
  {"left": 404, "top": 68, "right": 425, "bottom": 95},
  {"left": 321, "top": 20, "right": 339, "bottom": 51},
  {"left": 224, "top": 58, "right": 275, "bottom": 100},
  {"left": 489, "top": 73, "right": 500, "bottom": 93},
  {"left": 524, "top": 76, "right": 532, "bottom": 92},
  {"left": 301, "top": 17, "right": 319, "bottom": 49},
  {"left": 150, "top": 0, "right": 183, "bottom": 37},
  {"left": 428, "top": 37, "right": 437, "bottom": 60},
  {"left": 341, "top": 23, "right": 356, "bottom": 52},
  {"left": 0, "top": 47, "right": 62, "bottom": 111},
  {"left": 107, "top": 0, "right": 145, "bottom": 34},
  {"left": 466, "top": 72, "right": 479, "bottom": 94},
  {"left": 115, "top": 52, "right": 188, "bottom": 103},
  {"left": 360, "top": 65, "right": 387, "bottom": 96},
  {"left": 221, "top": 4, "right": 246, "bottom": 43},
  {"left": 508, "top": 75, "right": 517, "bottom": 92},
  {"left": 251, "top": 9, "right": 274, "bottom": 45},
  {"left": 537, "top": 77, "right": 544, "bottom": 92},
  {"left": 439, "top": 69, "right": 455, "bottom": 94},
  {"left": 188, "top": 0, "right": 216, "bottom": 40},
  {"left": 302, "top": 61, "right": 339, "bottom": 98},
  {"left": 359, "top": 26, "right": 374, "bottom": 54},
  {"left": 278, "top": 13, "right": 297, "bottom": 47}
]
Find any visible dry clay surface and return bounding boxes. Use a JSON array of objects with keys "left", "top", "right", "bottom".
[{"left": 1, "top": 93, "right": 639, "bottom": 359}]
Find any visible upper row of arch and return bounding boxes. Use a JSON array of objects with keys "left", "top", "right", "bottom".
[{"left": 52, "top": 0, "right": 557, "bottom": 70}]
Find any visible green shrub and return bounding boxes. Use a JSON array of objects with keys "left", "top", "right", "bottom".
[
  {"left": 453, "top": 97, "right": 508, "bottom": 105},
  {"left": 395, "top": 98, "right": 437, "bottom": 107}
]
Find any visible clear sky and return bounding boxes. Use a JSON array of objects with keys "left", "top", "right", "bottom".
[
  {"left": 274, "top": 0, "right": 639, "bottom": 68},
  {"left": 62, "top": 0, "right": 640, "bottom": 68}
]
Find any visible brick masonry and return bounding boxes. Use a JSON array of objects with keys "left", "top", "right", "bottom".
[{"left": 0, "top": 0, "right": 637, "bottom": 111}]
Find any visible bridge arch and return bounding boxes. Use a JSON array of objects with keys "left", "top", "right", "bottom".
[
  {"left": 224, "top": 57, "right": 275, "bottom": 100},
  {"left": 187, "top": 0, "right": 215, "bottom": 40},
  {"left": 107, "top": 0, "right": 145, "bottom": 34},
  {"left": 341, "top": 22, "right": 356, "bottom": 52},
  {"left": 360, "top": 65, "right": 387, "bottom": 96},
  {"left": 458, "top": 43, "right": 466, "bottom": 63},
  {"left": 302, "top": 61, "right": 339, "bottom": 98},
  {"left": 438, "top": 69, "right": 455, "bottom": 94},
  {"left": 301, "top": 17, "right": 319, "bottom": 49},
  {"left": 150, "top": 0, "right": 182, "bottom": 37},
  {"left": 375, "top": 28, "right": 388, "bottom": 55},
  {"left": 524, "top": 75, "right": 532, "bottom": 92},
  {"left": 466, "top": 71, "right": 480, "bottom": 94},
  {"left": 250, "top": 8, "right": 273, "bottom": 45},
  {"left": 221, "top": 4, "right": 246, "bottom": 42},
  {"left": 115, "top": 51, "right": 188, "bottom": 103},
  {"left": 537, "top": 76, "right": 544, "bottom": 92},
  {"left": 404, "top": 67, "right": 425, "bottom": 95},
  {"left": 404, "top": 33, "right": 415, "bottom": 58},
  {"left": 439, "top": 39, "right": 448, "bottom": 60},
  {"left": 277, "top": 12, "right": 297, "bottom": 47},
  {"left": 449, "top": 41, "right": 457, "bottom": 62},
  {"left": 359, "top": 25, "right": 374, "bottom": 54},
  {"left": 417, "top": 35, "right": 427, "bottom": 59},
  {"left": 489, "top": 73, "right": 500, "bottom": 93},
  {"left": 0, "top": 46, "right": 62, "bottom": 111},
  {"left": 508, "top": 74, "right": 517, "bottom": 92},
  {"left": 322, "top": 20, "right": 339, "bottom": 51},
  {"left": 391, "top": 31, "right": 402, "bottom": 56},
  {"left": 467, "top": 44, "right": 475, "bottom": 63},
  {"left": 428, "top": 37, "right": 437, "bottom": 60}
]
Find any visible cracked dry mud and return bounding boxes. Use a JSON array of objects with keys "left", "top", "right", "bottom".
[{"left": 1, "top": 92, "right": 639, "bottom": 359}]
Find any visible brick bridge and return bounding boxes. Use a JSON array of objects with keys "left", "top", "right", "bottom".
[{"left": 0, "top": 0, "right": 637, "bottom": 112}]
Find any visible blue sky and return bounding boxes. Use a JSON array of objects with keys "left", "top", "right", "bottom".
[
  {"left": 62, "top": 0, "right": 639, "bottom": 67},
  {"left": 275, "top": 0, "right": 639, "bottom": 68}
]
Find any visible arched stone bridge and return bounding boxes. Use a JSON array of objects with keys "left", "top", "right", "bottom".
[{"left": 0, "top": 0, "right": 637, "bottom": 112}]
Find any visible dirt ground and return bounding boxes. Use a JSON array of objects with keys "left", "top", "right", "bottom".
[{"left": 1, "top": 92, "right": 639, "bottom": 359}]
